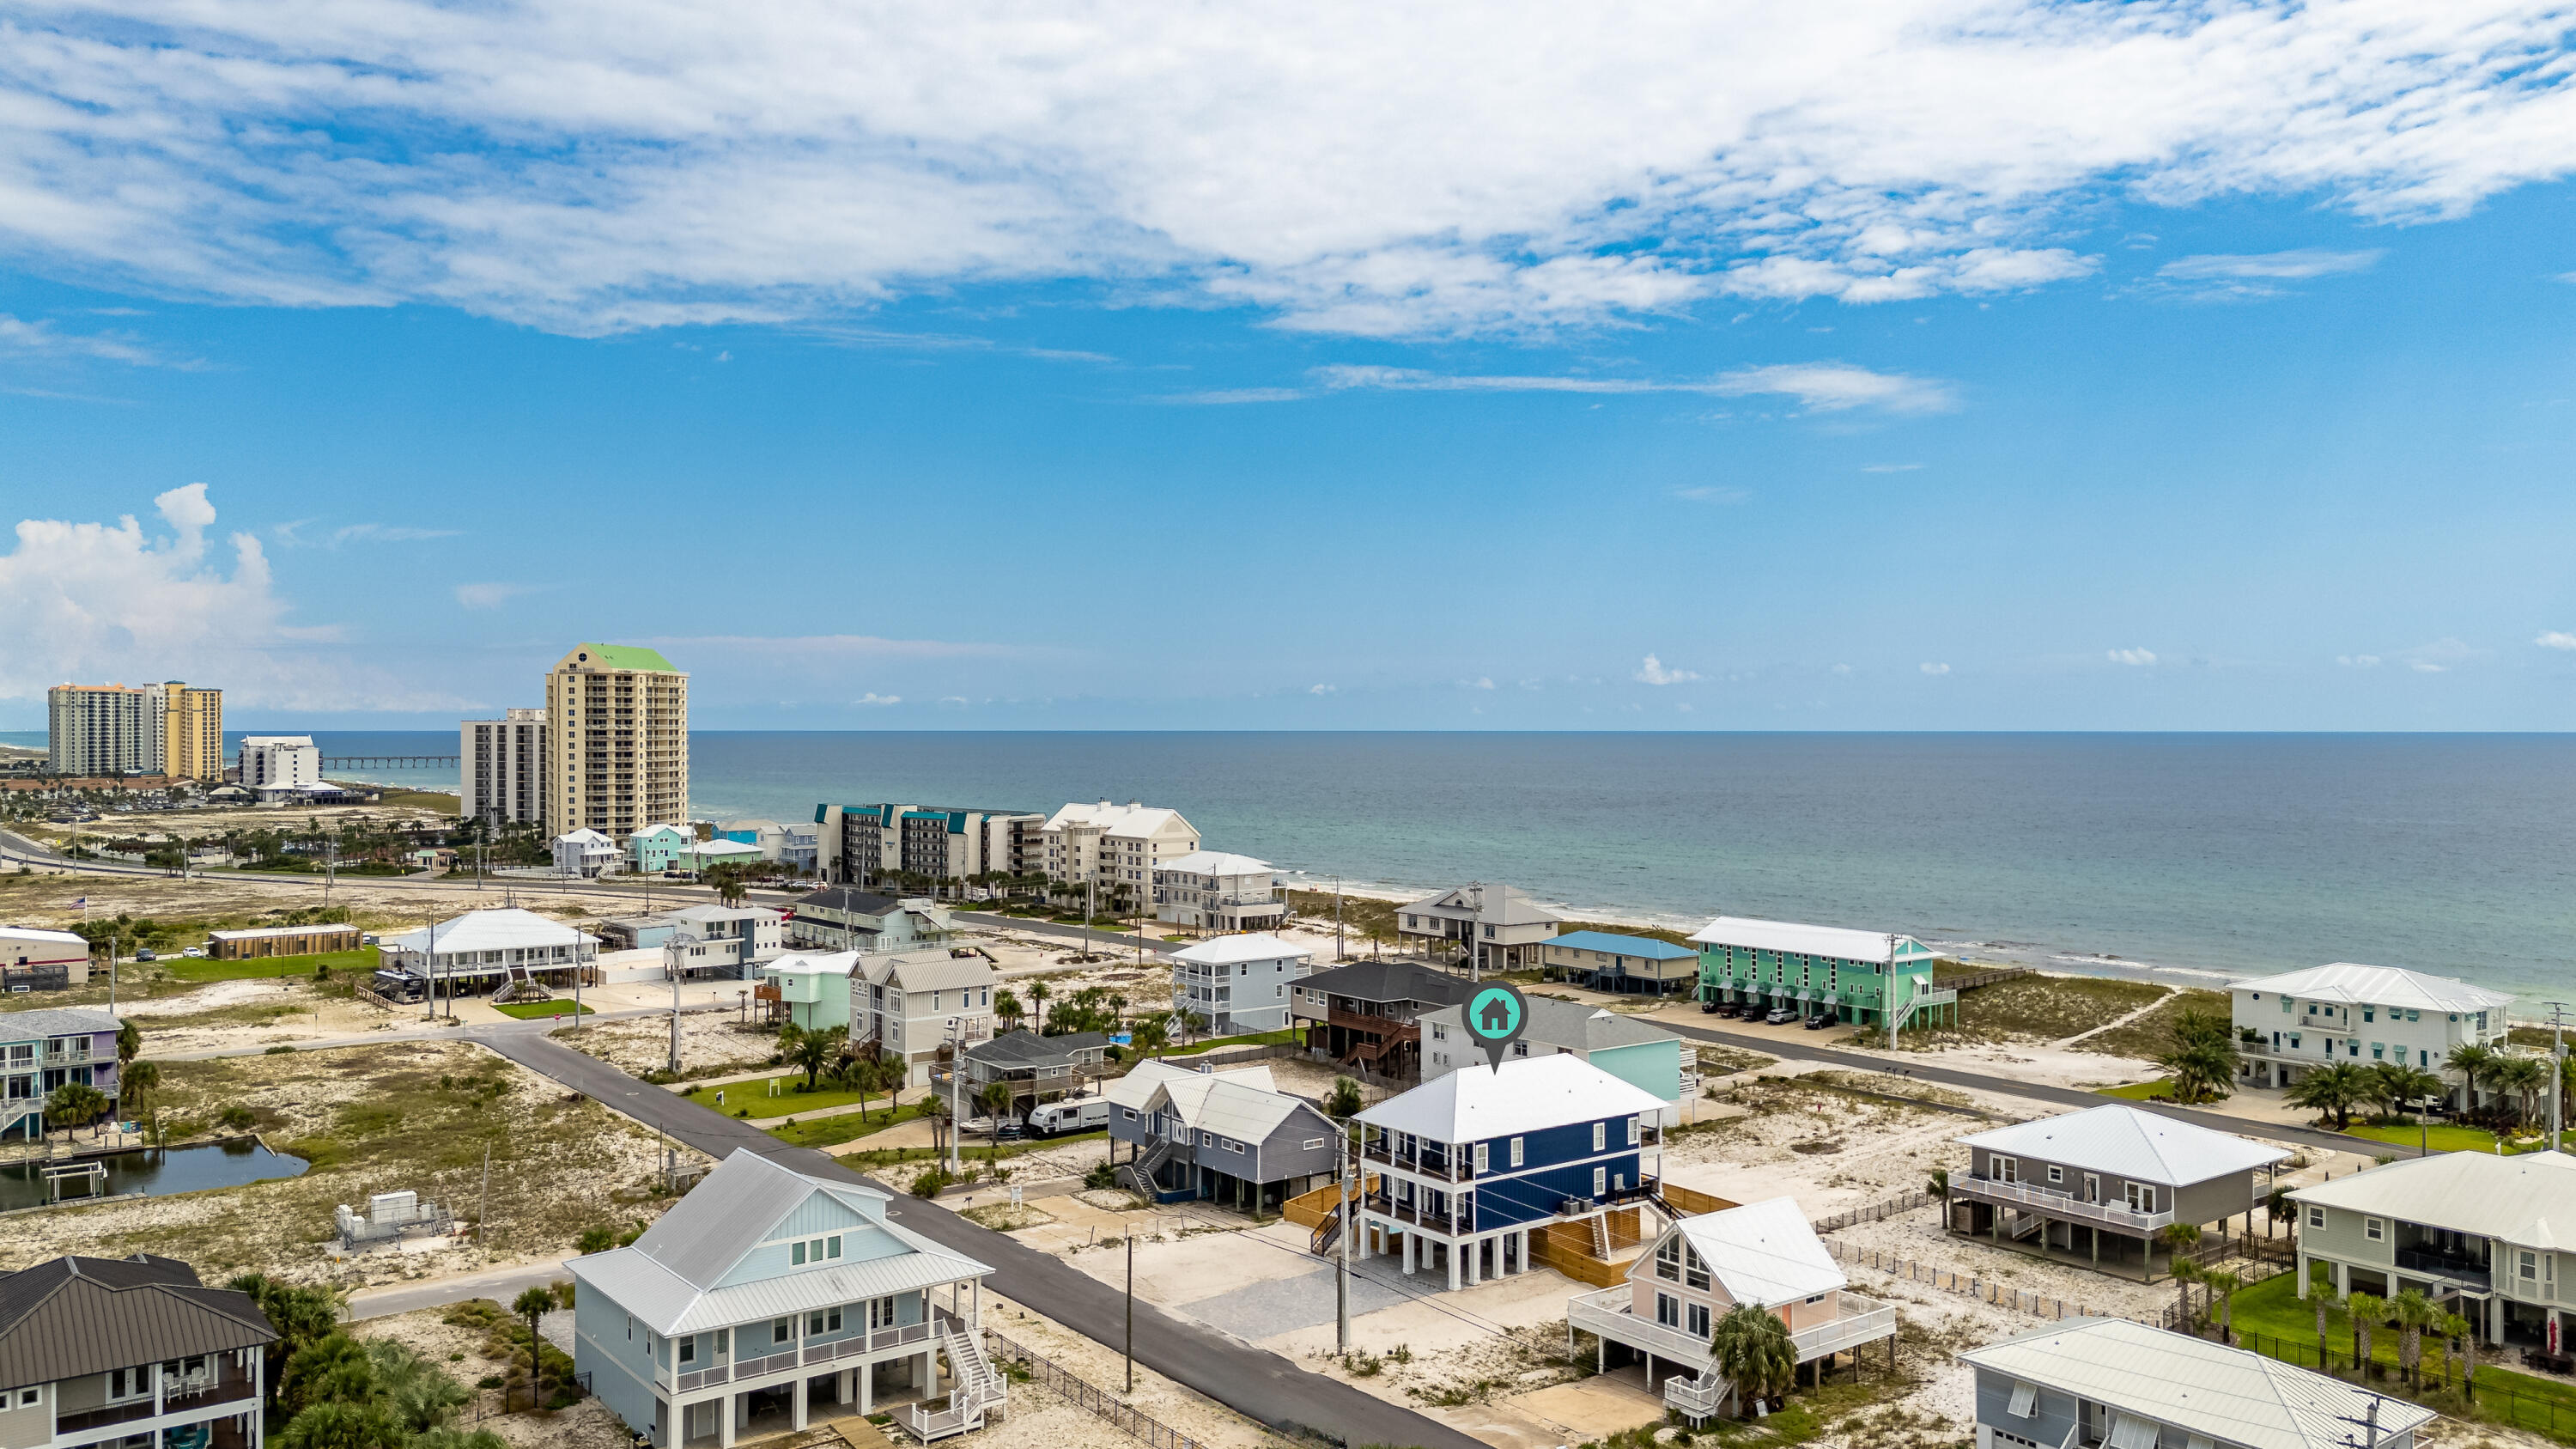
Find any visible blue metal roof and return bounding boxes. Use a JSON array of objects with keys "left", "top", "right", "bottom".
[{"left": 1546, "top": 929, "right": 1697, "bottom": 959}]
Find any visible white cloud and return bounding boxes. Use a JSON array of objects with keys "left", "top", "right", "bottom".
[
  {"left": 1155, "top": 387, "right": 1308, "bottom": 405},
  {"left": 3, "top": 4, "right": 2569, "bottom": 336},
  {"left": 853, "top": 692, "right": 902, "bottom": 706},
  {"left": 1634, "top": 654, "right": 1702, "bottom": 685},
  {"left": 0, "top": 484, "right": 460, "bottom": 710},
  {"left": 2145, "top": 248, "right": 2385, "bottom": 300},
  {"left": 2337, "top": 654, "right": 2382, "bottom": 667},
  {"left": 1920, "top": 661, "right": 1951, "bottom": 675},
  {"left": 1462, "top": 677, "right": 1496, "bottom": 691},
  {"left": 1861, "top": 463, "right": 1924, "bottom": 473},
  {"left": 1831, "top": 663, "right": 1852, "bottom": 675},
  {"left": 1672, "top": 485, "right": 1750, "bottom": 504},
  {"left": 2397, "top": 637, "right": 2488, "bottom": 673},
  {"left": 0, "top": 314, "right": 168, "bottom": 366},
  {"left": 641, "top": 633, "right": 1018, "bottom": 660},
  {"left": 453, "top": 581, "right": 533, "bottom": 609},
  {"left": 1312, "top": 365, "right": 1668, "bottom": 395},
  {"left": 335, "top": 523, "right": 463, "bottom": 545},
  {"left": 1309, "top": 683, "right": 1336, "bottom": 695},
  {"left": 1712, "top": 364, "right": 1955, "bottom": 415},
  {"left": 2107, "top": 648, "right": 2157, "bottom": 666},
  {"left": 938, "top": 695, "right": 969, "bottom": 706},
  {"left": 2535, "top": 631, "right": 2576, "bottom": 650}
]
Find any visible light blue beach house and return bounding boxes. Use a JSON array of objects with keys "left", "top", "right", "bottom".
[
  {"left": 1539, "top": 930, "right": 1701, "bottom": 996},
  {"left": 568, "top": 1151, "right": 1000, "bottom": 1446},
  {"left": 629, "top": 824, "right": 697, "bottom": 874},
  {"left": 1418, "top": 994, "right": 1686, "bottom": 1122}
]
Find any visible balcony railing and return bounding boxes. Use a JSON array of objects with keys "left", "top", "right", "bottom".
[
  {"left": 1950, "top": 1174, "right": 2175, "bottom": 1233},
  {"left": 1568, "top": 1287, "right": 1897, "bottom": 1369},
  {"left": 2396, "top": 1247, "right": 2491, "bottom": 1289},
  {"left": 54, "top": 1397, "right": 159, "bottom": 1434},
  {"left": 664, "top": 1318, "right": 938, "bottom": 1390}
]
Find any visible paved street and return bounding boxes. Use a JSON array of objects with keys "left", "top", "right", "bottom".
[
  {"left": 475, "top": 1029, "right": 1484, "bottom": 1449},
  {"left": 349, "top": 1256, "right": 574, "bottom": 1321}
]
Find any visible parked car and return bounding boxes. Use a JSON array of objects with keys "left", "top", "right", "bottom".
[
  {"left": 1025, "top": 1097, "right": 1109, "bottom": 1136},
  {"left": 181, "top": 947, "right": 206, "bottom": 959},
  {"left": 1736, "top": 1002, "right": 1767, "bottom": 1020},
  {"left": 360, "top": 934, "right": 379, "bottom": 946},
  {"left": 1763, "top": 1008, "right": 1797, "bottom": 1025},
  {"left": 133, "top": 948, "right": 156, "bottom": 962},
  {"left": 1804, "top": 1013, "right": 1835, "bottom": 1030},
  {"left": 1698, "top": 997, "right": 1720, "bottom": 1014}
]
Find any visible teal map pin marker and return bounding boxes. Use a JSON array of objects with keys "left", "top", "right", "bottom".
[{"left": 1465, "top": 980, "right": 1529, "bottom": 1072}]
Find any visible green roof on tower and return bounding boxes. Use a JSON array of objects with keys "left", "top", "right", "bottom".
[{"left": 571, "top": 642, "right": 678, "bottom": 672}]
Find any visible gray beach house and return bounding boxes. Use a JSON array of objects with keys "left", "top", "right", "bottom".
[{"left": 1948, "top": 1105, "right": 2287, "bottom": 1280}]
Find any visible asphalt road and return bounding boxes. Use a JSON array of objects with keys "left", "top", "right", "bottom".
[
  {"left": 349, "top": 1256, "right": 573, "bottom": 1321},
  {"left": 477, "top": 1029, "right": 1480, "bottom": 1449},
  {"left": 1664, "top": 1014, "right": 2417, "bottom": 1160}
]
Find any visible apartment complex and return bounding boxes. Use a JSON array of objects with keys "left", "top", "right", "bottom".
[
  {"left": 815, "top": 804, "right": 1045, "bottom": 893},
  {"left": 1040, "top": 801, "right": 1200, "bottom": 901},
  {"left": 2227, "top": 961, "right": 2515, "bottom": 1103},
  {"left": 462, "top": 707, "right": 547, "bottom": 825},
  {"left": 156, "top": 682, "right": 223, "bottom": 782},
  {"left": 0, "top": 1253, "right": 278, "bottom": 1449},
  {"left": 44, "top": 685, "right": 156, "bottom": 776},
  {"left": 1692, "top": 916, "right": 1948, "bottom": 1031},
  {"left": 236, "top": 735, "right": 319, "bottom": 788},
  {"left": 544, "top": 644, "right": 687, "bottom": 839}
]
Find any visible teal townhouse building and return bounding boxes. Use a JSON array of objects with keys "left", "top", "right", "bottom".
[{"left": 1688, "top": 916, "right": 1950, "bottom": 1031}]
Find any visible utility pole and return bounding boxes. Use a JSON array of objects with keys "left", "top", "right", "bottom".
[
  {"left": 1336, "top": 1128, "right": 1352, "bottom": 1354},
  {"left": 423, "top": 914, "right": 437, "bottom": 1021},
  {"left": 1467, "top": 882, "right": 1483, "bottom": 983},
  {"left": 480, "top": 1143, "right": 491, "bottom": 1241},
  {"left": 2547, "top": 1001, "right": 2570, "bottom": 1149},
  {"left": 1334, "top": 877, "right": 1344, "bottom": 962},
  {"left": 1124, "top": 1234, "right": 1135, "bottom": 1394},
  {"left": 665, "top": 941, "right": 682, "bottom": 1075},
  {"left": 948, "top": 1020, "right": 966, "bottom": 1176}
]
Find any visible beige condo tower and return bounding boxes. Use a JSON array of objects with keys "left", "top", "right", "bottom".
[
  {"left": 543, "top": 644, "right": 688, "bottom": 839},
  {"left": 157, "top": 681, "right": 224, "bottom": 782}
]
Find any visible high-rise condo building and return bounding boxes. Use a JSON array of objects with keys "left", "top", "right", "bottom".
[
  {"left": 46, "top": 684, "right": 155, "bottom": 776},
  {"left": 543, "top": 645, "right": 687, "bottom": 839},
  {"left": 461, "top": 708, "right": 547, "bottom": 825},
  {"left": 239, "top": 735, "right": 321, "bottom": 788},
  {"left": 156, "top": 681, "right": 224, "bottom": 782}
]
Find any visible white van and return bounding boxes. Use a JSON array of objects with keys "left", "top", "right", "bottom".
[{"left": 1024, "top": 1098, "right": 1110, "bottom": 1137}]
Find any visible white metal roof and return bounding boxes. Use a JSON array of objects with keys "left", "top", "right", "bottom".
[
  {"left": 665, "top": 904, "right": 780, "bottom": 924},
  {"left": 382, "top": 908, "right": 598, "bottom": 956},
  {"left": 2227, "top": 961, "right": 2515, "bottom": 1014},
  {"left": 2289, "top": 1149, "right": 2576, "bottom": 1249},
  {"left": 1420, "top": 995, "right": 1675, "bottom": 1055},
  {"left": 1955, "top": 1105, "right": 2288, "bottom": 1188},
  {"left": 1147, "top": 1073, "right": 1324, "bottom": 1143},
  {"left": 1170, "top": 933, "right": 1309, "bottom": 966},
  {"left": 239, "top": 735, "right": 314, "bottom": 748},
  {"left": 762, "top": 951, "right": 862, "bottom": 979},
  {"left": 1958, "top": 1318, "right": 2435, "bottom": 1449},
  {"left": 1156, "top": 851, "right": 1274, "bottom": 878},
  {"left": 1686, "top": 916, "right": 1927, "bottom": 963},
  {"left": 631, "top": 824, "right": 693, "bottom": 841},
  {"left": 1105, "top": 1059, "right": 1276, "bottom": 1111},
  {"left": 207, "top": 924, "right": 354, "bottom": 941},
  {"left": 864, "top": 949, "right": 995, "bottom": 994},
  {"left": 1042, "top": 801, "right": 1194, "bottom": 839},
  {"left": 1658, "top": 1198, "right": 1846, "bottom": 1307},
  {"left": 1355, "top": 1052, "right": 1667, "bottom": 1143},
  {"left": 1402, "top": 884, "right": 1563, "bottom": 928},
  {"left": 552, "top": 830, "right": 616, "bottom": 848},
  {"left": 0, "top": 926, "right": 89, "bottom": 947}
]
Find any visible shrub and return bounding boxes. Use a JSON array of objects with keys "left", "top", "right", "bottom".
[
  {"left": 911, "top": 1167, "right": 957, "bottom": 1198},
  {"left": 576, "top": 1227, "right": 615, "bottom": 1255},
  {"left": 1083, "top": 1160, "right": 1119, "bottom": 1190},
  {"left": 265, "top": 1044, "right": 297, "bottom": 1056},
  {"left": 217, "top": 1105, "right": 256, "bottom": 1130}
]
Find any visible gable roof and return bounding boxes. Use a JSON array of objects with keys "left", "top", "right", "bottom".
[
  {"left": 867, "top": 948, "right": 994, "bottom": 993},
  {"left": 1156, "top": 850, "right": 1274, "bottom": 878},
  {"left": 2289, "top": 1149, "right": 2575, "bottom": 1248},
  {"left": 1686, "top": 916, "right": 1930, "bottom": 964},
  {"left": 1356, "top": 1052, "right": 1667, "bottom": 1142},
  {"left": 664, "top": 904, "right": 779, "bottom": 924},
  {"left": 0, "top": 1008, "right": 121, "bottom": 1044},
  {"left": 1297, "top": 959, "right": 1476, "bottom": 1008},
  {"left": 1422, "top": 995, "right": 1676, "bottom": 1054},
  {"left": 1955, "top": 1105, "right": 2288, "bottom": 1188},
  {"left": 0, "top": 1255, "right": 276, "bottom": 1387},
  {"left": 1170, "top": 933, "right": 1310, "bottom": 966},
  {"left": 1106, "top": 1058, "right": 1277, "bottom": 1110},
  {"left": 630, "top": 824, "right": 695, "bottom": 842},
  {"left": 1402, "top": 884, "right": 1563, "bottom": 927},
  {"left": 383, "top": 908, "right": 597, "bottom": 955},
  {"left": 967, "top": 1030, "right": 1112, "bottom": 1068},
  {"left": 0, "top": 927, "right": 88, "bottom": 947},
  {"left": 572, "top": 1152, "right": 988, "bottom": 1335},
  {"left": 553, "top": 829, "right": 616, "bottom": 848},
  {"left": 762, "top": 950, "right": 862, "bottom": 979},
  {"left": 794, "top": 887, "right": 904, "bottom": 916},
  {"left": 1660, "top": 1199, "right": 1844, "bottom": 1307},
  {"left": 2227, "top": 962, "right": 2514, "bottom": 1014},
  {"left": 1958, "top": 1318, "right": 2435, "bottom": 1449},
  {"left": 1151, "top": 1073, "right": 1329, "bottom": 1145},
  {"left": 1546, "top": 930, "right": 1698, "bottom": 961},
  {"left": 1042, "top": 801, "right": 1195, "bottom": 838}
]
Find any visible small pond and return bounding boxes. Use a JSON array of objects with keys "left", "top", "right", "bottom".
[{"left": 0, "top": 1138, "right": 309, "bottom": 1212}]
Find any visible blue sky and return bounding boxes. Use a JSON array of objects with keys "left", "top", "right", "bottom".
[{"left": 4, "top": 3, "right": 2576, "bottom": 731}]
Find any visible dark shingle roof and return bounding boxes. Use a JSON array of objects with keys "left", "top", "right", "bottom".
[
  {"left": 1300, "top": 959, "right": 1476, "bottom": 1008},
  {"left": 0, "top": 1255, "right": 276, "bottom": 1385},
  {"left": 967, "top": 1030, "right": 1111, "bottom": 1067},
  {"left": 793, "top": 887, "right": 902, "bottom": 916}
]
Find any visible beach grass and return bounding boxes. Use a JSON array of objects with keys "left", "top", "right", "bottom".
[
  {"left": 2337, "top": 1121, "right": 2570, "bottom": 1155},
  {"left": 2078, "top": 987, "right": 2231, "bottom": 1057},
  {"left": 687, "top": 1073, "right": 892, "bottom": 1117},
  {"left": 162, "top": 947, "right": 378, "bottom": 983},
  {"left": 2225, "top": 1271, "right": 2576, "bottom": 1441},
  {"left": 1898, "top": 974, "right": 2167, "bottom": 1050},
  {"left": 2094, "top": 1079, "right": 2175, "bottom": 1101}
]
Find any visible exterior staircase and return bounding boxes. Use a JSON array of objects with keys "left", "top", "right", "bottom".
[
  {"left": 1665, "top": 1367, "right": 1731, "bottom": 1424},
  {"left": 1310, "top": 1209, "right": 1342, "bottom": 1257},
  {"left": 491, "top": 964, "right": 550, "bottom": 1006},
  {"left": 1589, "top": 1215, "right": 1611, "bottom": 1258},
  {"left": 1117, "top": 1137, "right": 1176, "bottom": 1198},
  {"left": 898, "top": 1324, "right": 1006, "bottom": 1441},
  {"left": 0, "top": 1097, "right": 46, "bottom": 1142}
]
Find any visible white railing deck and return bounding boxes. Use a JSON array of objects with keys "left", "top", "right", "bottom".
[
  {"left": 1665, "top": 1370, "right": 1731, "bottom": 1422},
  {"left": 1950, "top": 1174, "right": 2176, "bottom": 1233},
  {"left": 1569, "top": 1288, "right": 1898, "bottom": 1368}
]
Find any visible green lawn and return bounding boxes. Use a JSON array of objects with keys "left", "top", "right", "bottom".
[
  {"left": 1158, "top": 1028, "right": 1299, "bottom": 1057},
  {"left": 2227, "top": 1270, "right": 2576, "bottom": 1442},
  {"left": 162, "top": 947, "right": 379, "bottom": 983},
  {"left": 824, "top": 1129, "right": 1107, "bottom": 1168},
  {"left": 2337, "top": 1120, "right": 2572, "bottom": 1155},
  {"left": 763, "top": 1099, "right": 934, "bottom": 1149},
  {"left": 490, "top": 999, "right": 595, "bottom": 1020},
  {"left": 687, "top": 1073, "right": 897, "bottom": 1117},
  {"left": 2096, "top": 1079, "right": 2174, "bottom": 1101}
]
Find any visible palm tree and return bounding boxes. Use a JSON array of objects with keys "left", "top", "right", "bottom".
[
  {"left": 1709, "top": 1303, "right": 1796, "bottom": 1417},
  {"left": 2286, "top": 1062, "right": 2370, "bottom": 1130},
  {"left": 2154, "top": 1009, "right": 2239, "bottom": 1104},
  {"left": 510, "top": 1286, "right": 556, "bottom": 1410},
  {"left": 2372, "top": 1063, "right": 2444, "bottom": 1123},
  {"left": 2491, "top": 1055, "right": 2549, "bottom": 1130},
  {"left": 2348, "top": 1292, "right": 2386, "bottom": 1379},
  {"left": 2441, "top": 1311, "right": 2477, "bottom": 1404},
  {"left": 120, "top": 1059, "right": 161, "bottom": 1123},
  {"left": 779, "top": 1023, "right": 844, "bottom": 1091},
  {"left": 2157, "top": 1221, "right": 2202, "bottom": 1291},
  {"left": 2312, "top": 1286, "right": 2342, "bottom": 1366},
  {"left": 2207, "top": 1269, "right": 2242, "bottom": 1345},
  {"left": 1027, "top": 981, "right": 1051, "bottom": 1021},
  {"left": 977, "top": 1081, "right": 1015, "bottom": 1162},
  {"left": 1130, "top": 1012, "right": 1173, "bottom": 1060},
  {"left": 1326, "top": 1076, "right": 1364, "bottom": 1120},
  {"left": 46, "top": 1082, "right": 107, "bottom": 1141},
  {"left": 2447, "top": 1041, "right": 2499, "bottom": 1117},
  {"left": 2170, "top": 1257, "right": 2204, "bottom": 1334},
  {"left": 994, "top": 989, "right": 1024, "bottom": 1032},
  {"left": 2390, "top": 1288, "right": 2439, "bottom": 1389}
]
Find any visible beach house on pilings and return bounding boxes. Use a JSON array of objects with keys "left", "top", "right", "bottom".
[
  {"left": 1352, "top": 1054, "right": 1670, "bottom": 1291},
  {"left": 568, "top": 1152, "right": 999, "bottom": 1447},
  {"left": 1949, "top": 1105, "right": 2288, "bottom": 1282}
]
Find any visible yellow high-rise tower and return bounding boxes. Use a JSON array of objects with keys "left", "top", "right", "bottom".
[
  {"left": 156, "top": 681, "right": 224, "bottom": 782},
  {"left": 543, "top": 645, "right": 688, "bottom": 839}
]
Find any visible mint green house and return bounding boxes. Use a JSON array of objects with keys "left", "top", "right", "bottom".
[
  {"left": 629, "top": 823, "right": 695, "bottom": 874},
  {"left": 1690, "top": 916, "right": 1949, "bottom": 1030},
  {"left": 757, "top": 951, "right": 861, "bottom": 1032},
  {"left": 1417, "top": 995, "right": 1687, "bottom": 1122}
]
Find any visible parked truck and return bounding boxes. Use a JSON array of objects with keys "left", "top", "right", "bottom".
[{"left": 1024, "top": 1097, "right": 1109, "bottom": 1137}]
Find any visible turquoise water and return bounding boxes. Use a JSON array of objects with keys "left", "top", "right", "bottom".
[{"left": 13, "top": 729, "right": 2573, "bottom": 1007}]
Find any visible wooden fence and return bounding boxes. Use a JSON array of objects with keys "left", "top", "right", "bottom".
[
  {"left": 1810, "top": 1189, "right": 1933, "bottom": 1233},
  {"left": 983, "top": 1327, "right": 1208, "bottom": 1449}
]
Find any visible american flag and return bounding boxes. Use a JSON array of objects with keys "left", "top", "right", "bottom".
[{"left": 70, "top": 897, "right": 86, "bottom": 908}]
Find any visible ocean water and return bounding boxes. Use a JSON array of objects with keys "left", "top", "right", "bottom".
[{"left": 12, "top": 730, "right": 2573, "bottom": 1008}]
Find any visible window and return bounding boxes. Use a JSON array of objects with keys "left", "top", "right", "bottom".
[
  {"left": 1626, "top": 1116, "right": 1641, "bottom": 1147},
  {"left": 2520, "top": 1251, "right": 2539, "bottom": 1283},
  {"left": 2046, "top": 1165, "right": 2063, "bottom": 1184},
  {"left": 714, "top": 1329, "right": 727, "bottom": 1355},
  {"left": 1656, "top": 1293, "right": 1680, "bottom": 1328},
  {"left": 2008, "top": 1380, "right": 2039, "bottom": 1419},
  {"left": 678, "top": 1337, "right": 697, "bottom": 1364},
  {"left": 828, "top": 1234, "right": 842, "bottom": 1259},
  {"left": 773, "top": 1318, "right": 793, "bottom": 1345},
  {"left": 2307, "top": 1205, "right": 2326, "bottom": 1230},
  {"left": 2406, "top": 1009, "right": 2420, "bottom": 1022},
  {"left": 793, "top": 1240, "right": 806, "bottom": 1265},
  {"left": 14, "top": 1388, "right": 35, "bottom": 1407},
  {"left": 1303, "top": 1137, "right": 1327, "bottom": 1151},
  {"left": 1592, "top": 1122, "right": 1607, "bottom": 1152},
  {"left": 1122, "top": 1109, "right": 1139, "bottom": 1121},
  {"left": 2123, "top": 1183, "right": 2156, "bottom": 1214},
  {"left": 2372, "top": 1043, "right": 2385, "bottom": 1061},
  {"left": 107, "top": 1367, "right": 149, "bottom": 1401},
  {"left": 1510, "top": 1136, "right": 1525, "bottom": 1167},
  {"left": 809, "top": 1307, "right": 842, "bottom": 1334},
  {"left": 2363, "top": 1007, "right": 2376, "bottom": 1023},
  {"left": 1594, "top": 1166, "right": 1607, "bottom": 1196},
  {"left": 1684, "top": 1245, "right": 1710, "bottom": 1291},
  {"left": 1512, "top": 1042, "right": 1528, "bottom": 1057},
  {"left": 1473, "top": 1142, "right": 1489, "bottom": 1172},
  {"left": 2365, "top": 1217, "right": 2384, "bottom": 1242},
  {"left": 1656, "top": 1235, "right": 1681, "bottom": 1281},
  {"left": 1686, "top": 1302, "right": 1711, "bottom": 1336}
]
